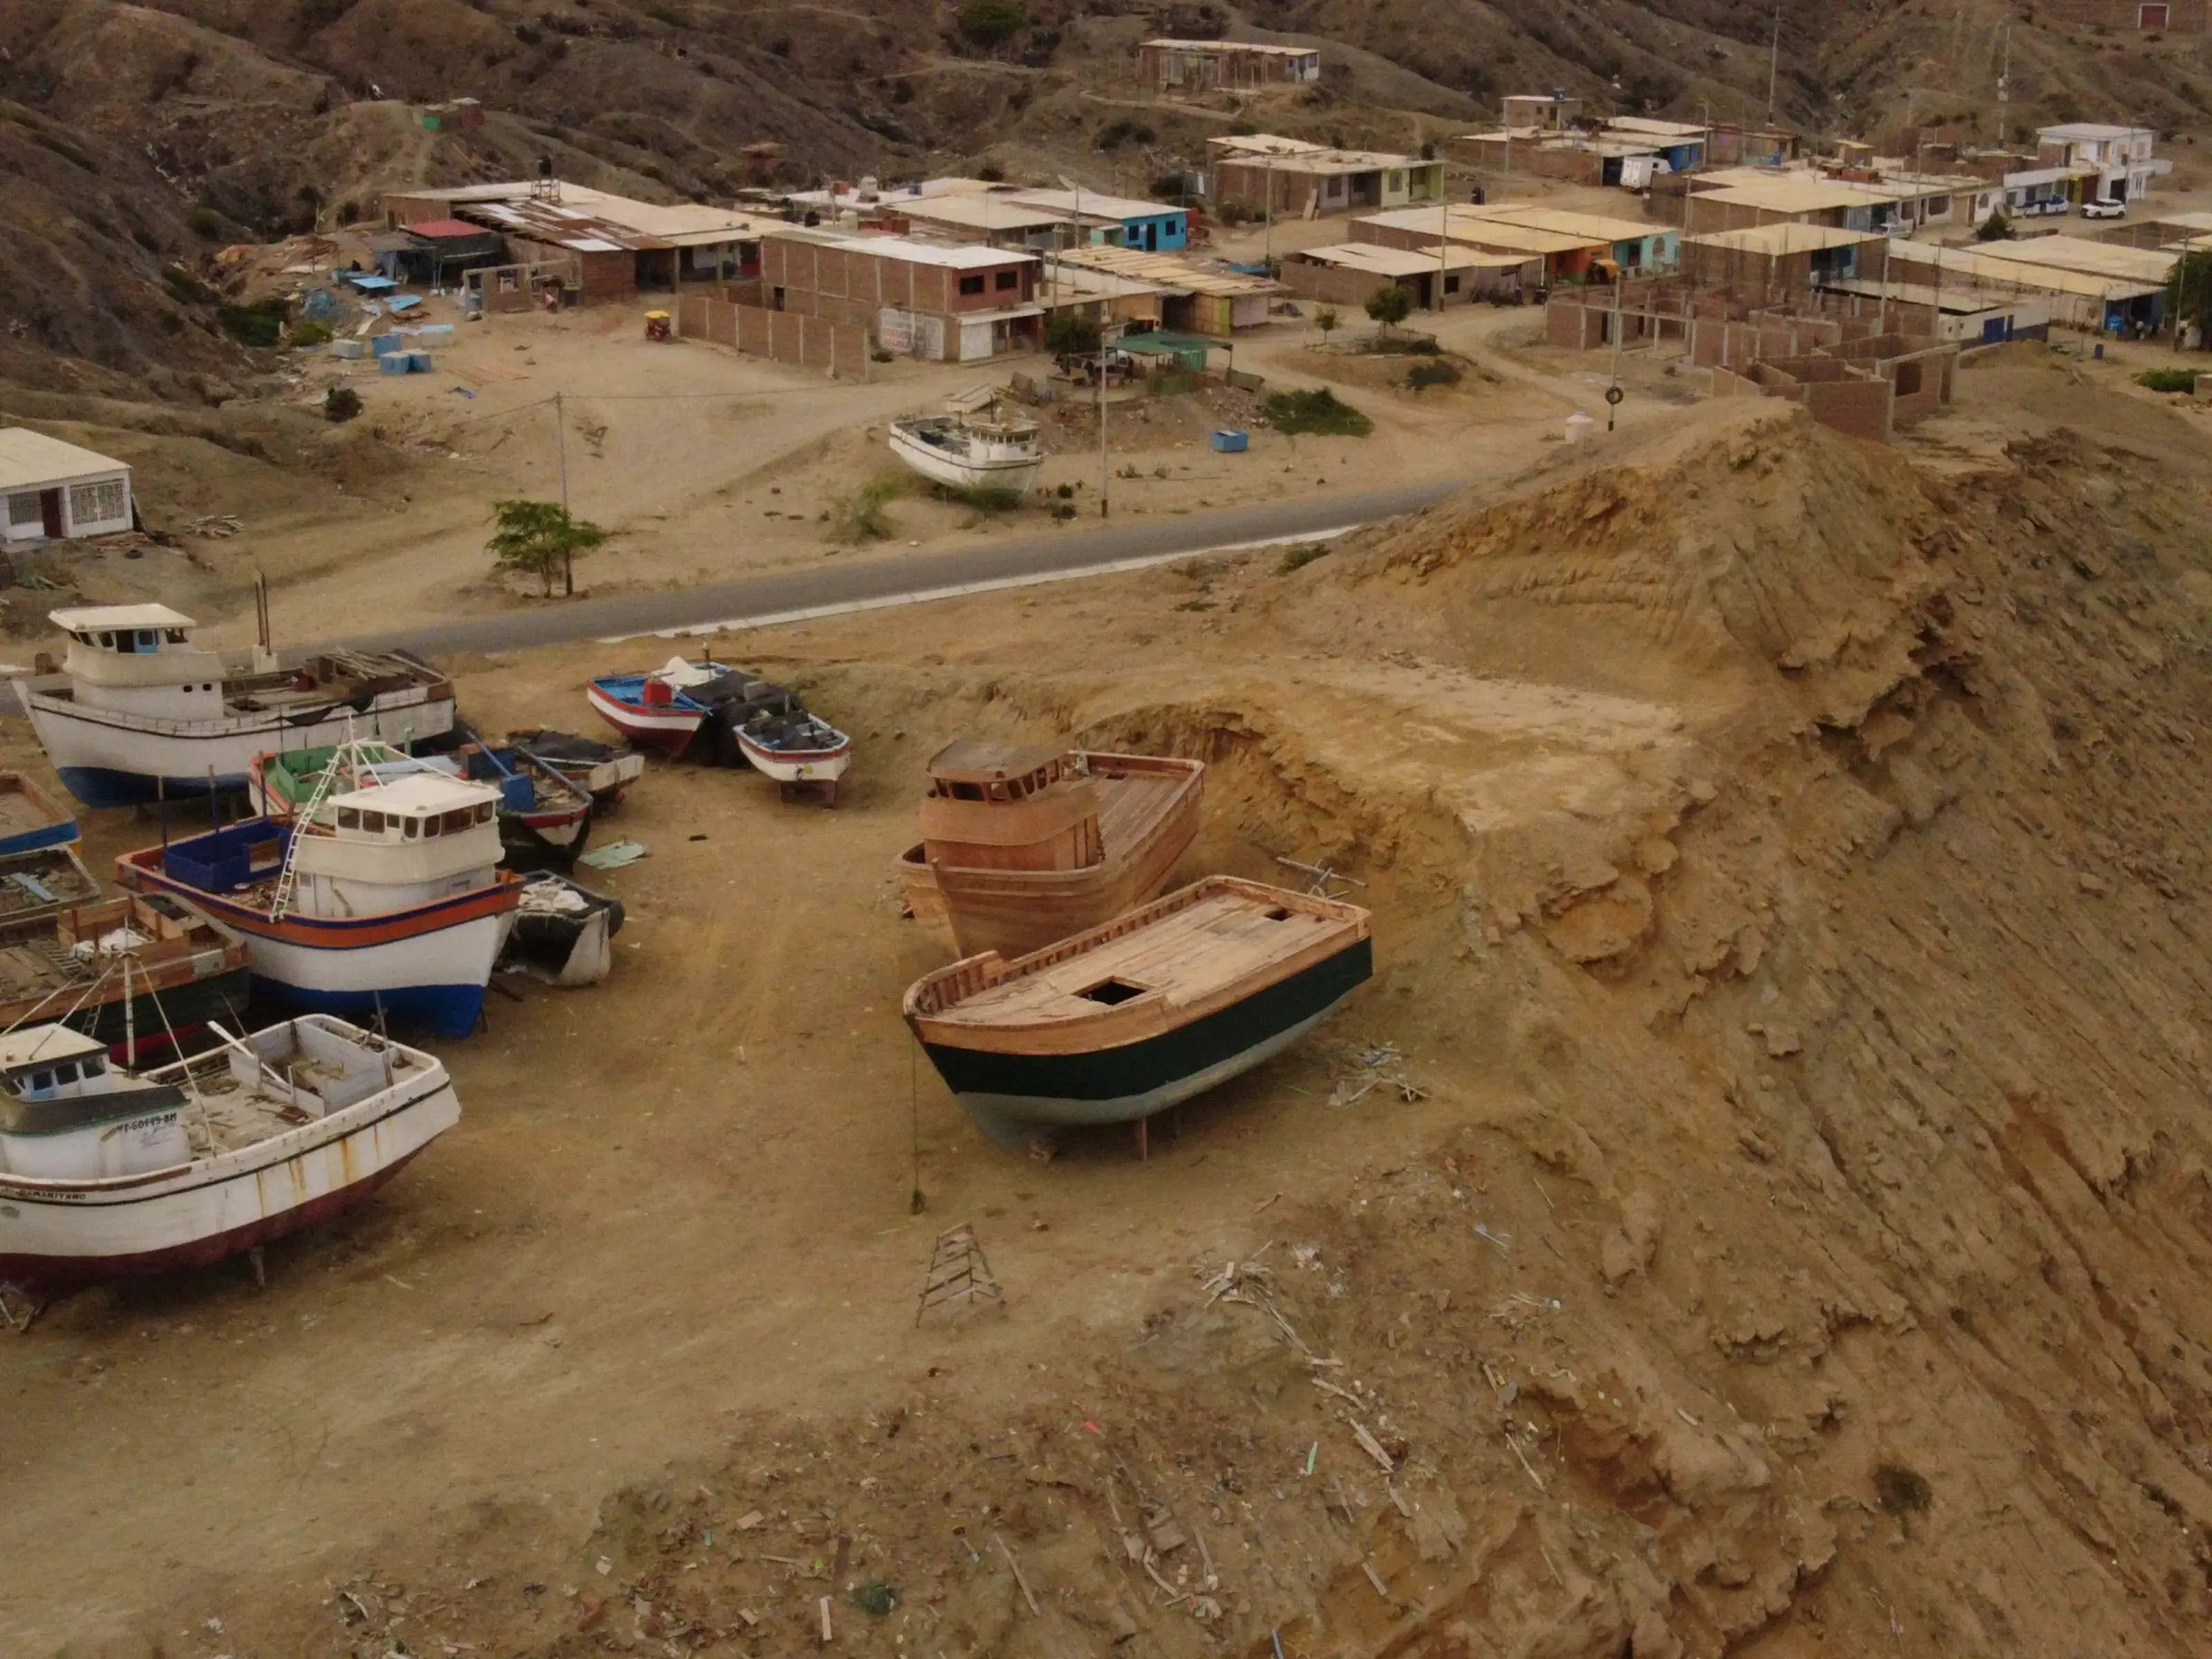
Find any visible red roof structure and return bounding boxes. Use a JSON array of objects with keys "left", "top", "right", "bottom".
[{"left": 406, "top": 218, "right": 492, "bottom": 240}]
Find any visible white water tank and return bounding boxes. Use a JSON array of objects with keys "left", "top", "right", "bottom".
[{"left": 1564, "top": 411, "right": 1596, "bottom": 444}]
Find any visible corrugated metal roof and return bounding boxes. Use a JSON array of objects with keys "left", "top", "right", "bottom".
[
  {"left": 1051, "top": 245, "right": 1282, "bottom": 295},
  {"left": 0, "top": 429, "right": 129, "bottom": 492},
  {"left": 1470, "top": 204, "right": 1669, "bottom": 243},
  {"left": 771, "top": 229, "right": 1038, "bottom": 270},
  {"left": 1293, "top": 243, "right": 1528, "bottom": 276}
]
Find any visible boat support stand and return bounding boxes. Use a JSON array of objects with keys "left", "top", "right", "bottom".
[{"left": 0, "top": 1281, "right": 45, "bottom": 1333}]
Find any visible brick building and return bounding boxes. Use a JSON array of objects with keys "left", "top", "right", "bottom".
[
  {"left": 759, "top": 232, "right": 1042, "bottom": 362},
  {"left": 2034, "top": 0, "right": 2206, "bottom": 28}
]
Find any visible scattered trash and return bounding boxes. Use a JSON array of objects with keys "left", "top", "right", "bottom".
[
  {"left": 915, "top": 1223, "right": 1004, "bottom": 1325},
  {"left": 1326, "top": 1040, "right": 1426, "bottom": 1107},
  {"left": 849, "top": 1579, "right": 898, "bottom": 1616},
  {"left": 577, "top": 839, "right": 648, "bottom": 870},
  {"left": 185, "top": 515, "right": 243, "bottom": 538}
]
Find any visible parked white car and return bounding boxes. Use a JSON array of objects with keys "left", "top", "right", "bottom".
[{"left": 2080, "top": 199, "right": 2127, "bottom": 220}]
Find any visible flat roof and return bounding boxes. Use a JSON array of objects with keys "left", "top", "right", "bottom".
[
  {"left": 0, "top": 430, "right": 129, "bottom": 492},
  {"left": 1141, "top": 38, "right": 1318, "bottom": 56},
  {"left": 1208, "top": 133, "right": 1329, "bottom": 157},
  {"left": 1006, "top": 188, "right": 1181, "bottom": 223},
  {"left": 0, "top": 1024, "right": 104, "bottom": 1074},
  {"left": 1216, "top": 147, "right": 1428, "bottom": 176},
  {"left": 1886, "top": 242, "right": 2163, "bottom": 301},
  {"left": 1971, "top": 234, "right": 2175, "bottom": 283},
  {"left": 1471, "top": 204, "right": 1670, "bottom": 243},
  {"left": 1604, "top": 118, "right": 1709, "bottom": 140},
  {"left": 52, "top": 603, "right": 194, "bottom": 631},
  {"left": 1687, "top": 223, "right": 1885, "bottom": 255},
  {"left": 1359, "top": 206, "right": 1604, "bottom": 254},
  {"left": 1696, "top": 179, "right": 1896, "bottom": 214},
  {"left": 1293, "top": 242, "right": 1530, "bottom": 276},
  {"left": 771, "top": 229, "right": 1038, "bottom": 270},
  {"left": 928, "top": 739, "right": 1062, "bottom": 779},
  {"left": 1051, "top": 245, "right": 1281, "bottom": 296},
  {"left": 1819, "top": 277, "right": 2038, "bottom": 315},
  {"left": 405, "top": 218, "right": 497, "bottom": 240},
  {"left": 901, "top": 195, "right": 1103, "bottom": 232},
  {"left": 2143, "top": 209, "right": 2212, "bottom": 232},
  {"left": 2038, "top": 122, "right": 2151, "bottom": 141},
  {"left": 335, "top": 771, "right": 500, "bottom": 816}
]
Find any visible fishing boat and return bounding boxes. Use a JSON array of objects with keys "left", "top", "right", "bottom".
[
  {"left": 0, "top": 891, "right": 251, "bottom": 1058},
  {"left": 888, "top": 398, "right": 1044, "bottom": 497},
  {"left": 250, "top": 740, "right": 592, "bottom": 868},
  {"left": 735, "top": 709, "right": 852, "bottom": 800},
  {"left": 0, "top": 845, "right": 104, "bottom": 938},
  {"left": 13, "top": 606, "right": 456, "bottom": 808},
  {"left": 115, "top": 757, "right": 523, "bottom": 1039},
  {"left": 585, "top": 657, "right": 796, "bottom": 762},
  {"left": 500, "top": 874, "right": 625, "bottom": 987},
  {"left": 0, "top": 1013, "right": 460, "bottom": 1299},
  {"left": 895, "top": 741, "right": 1206, "bottom": 960},
  {"left": 0, "top": 771, "right": 78, "bottom": 856},
  {"left": 903, "top": 876, "right": 1372, "bottom": 1150},
  {"left": 503, "top": 729, "right": 646, "bottom": 808}
]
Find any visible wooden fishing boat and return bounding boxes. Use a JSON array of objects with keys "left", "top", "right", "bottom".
[
  {"left": 888, "top": 404, "right": 1044, "bottom": 497},
  {"left": 15, "top": 605, "right": 454, "bottom": 807},
  {"left": 0, "top": 891, "right": 251, "bottom": 1059},
  {"left": 0, "top": 1013, "right": 460, "bottom": 1299},
  {"left": 584, "top": 657, "right": 796, "bottom": 762},
  {"left": 118, "top": 753, "right": 523, "bottom": 1039},
  {"left": 895, "top": 741, "right": 1205, "bottom": 960},
  {"left": 0, "top": 845, "right": 104, "bottom": 938},
  {"left": 505, "top": 729, "right": 646, "bottom": 807},
  {"left": 0, "top": 771, "right": 78, "bottom": 856},
  {"left": 252, "top": 740, "right": 592, "bottom": 868},
  {"left": 903, "top": 876, "right": 1371, "bottom": 1150}
]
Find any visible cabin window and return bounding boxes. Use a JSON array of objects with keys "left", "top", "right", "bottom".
[
  {"left": 165, "top": 628, "right": 187, "bottom": 643},
  {"left": 1077, "top": 979, "right": 1147, "bottom": 1006},
  {"left": 361, "top": 811, "right": 385, "bottom": 834},
  {"left": 475, "top": 801, "right": 496, "bottom": 823},
  {"left": 402, "top": 817, "right": 419, "bottom": 839},
  {"left": 83, "top": 1056, "right": 104, "bottom": 1075},
  {"left": 55, "top": 1062, "right": 79, "bottom": 1082},
  {"left": 97, "top": 631, "right": 115, "bottom": 648},
  {"left": 422, "top": 814, "right": 442, "bottom": 838},
  {"left": 337, "top": 807, "right": 360, "bottom": 830},
  {"left": 950, "top": 782, "right": 985, "bottom": 801},
  {"left": 441, "top": 809, "right": 473, "bottom": 834},
  {"left": 28, "top": 1070, "right": 53, "bottom": 1092}
]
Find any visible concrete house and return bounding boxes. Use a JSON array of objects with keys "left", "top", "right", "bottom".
[
  {"left": 2034, "top": 124, "right": 2171, "bottom": 203},
  {"left": 1139, "top": 39, "right": 1321, "bottom": 91},
  {"left": 759, "top": 232, "right": 1042, "bottom": 362},
  {"left": 1006, "top": 191, "right": 1190, "bottom": 253},
  {"left": 1209, "top": 136, "right": 1444, "bottom": 218},
  {"left": 1501, "top": 93, "right": 1582, "bottom": 131},
  {"left": 0, "top": 430, "right": 132, "bottom": 545}
]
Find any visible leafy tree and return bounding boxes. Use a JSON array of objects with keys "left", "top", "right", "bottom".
[
  {"left": 1976, "top": 208, "right": 2011, "bottom": 241},
  {"left": 2165, "top": 247, "right": 2212, "bottom": 346},
  {"left": 1044, "top": 308, "right": 1103, "bottom": 363},
  {"left": 1365, "top": 283, "right": 1414, "bottom": 332},
  {"left": 955, "top": 0, "right": 1027, "bottom": 46},
  {"left": 487, "top": 498, "right": 608, "bottom": 598},
  {"left": 1314, "top": 306, "right": 1339, "bottom": 345}
]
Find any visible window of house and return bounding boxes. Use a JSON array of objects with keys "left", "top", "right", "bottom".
[
  {"left": 994, "top": 270, "right": 1019, "bottom": 290},
  {"left": 69, "top": 479, "right": 126, "bottom": 525},
  {"left": 6, "top": 494, "right": 39, "bottom": 527},
  {"left": 1444, "top": 275, "right": 1461, "bottom": 294},
  {"left": 958, "top": 274, "right": 986, "bottom": 296},
  {"left": 1895, "top": 362, "right": 1924, "bottom": 397},
  {"left": 164, "top": 628, "right": 187, "bottom": 643}
]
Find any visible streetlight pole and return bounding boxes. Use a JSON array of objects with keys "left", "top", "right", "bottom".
[{"left": 1097, "top": 319, "right": 1118, "bottom": 518}]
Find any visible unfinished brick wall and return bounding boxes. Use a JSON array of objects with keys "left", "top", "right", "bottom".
[
  {"left": 675, "top": 294, "right": 869, "bottom": 379},
  {"left": 2037, "top": 0, "right": 2206, "bottom": 26},
  {"left": 1283, "top": 261, "right": 1396, "bottom": 310}
]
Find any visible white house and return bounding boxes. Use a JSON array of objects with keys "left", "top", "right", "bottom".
[
  {"left": 2035, "top": 124, "right": 2171, "bottom": 203},
  {"left": 0, "top": 429, "right": 133, "bottom": 545}
]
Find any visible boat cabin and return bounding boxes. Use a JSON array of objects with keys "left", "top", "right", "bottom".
[
  {"left": 0, "top": 1024, "right": 189, "bottom": 1180},
  {"left": 919, "top": 740, "right": 1104, "bottom": 872},
  {"left": 50, "top": 603, "right": 226, "bottom": 720},
  {"left": 294, "top": 772, "right": 505, "bottom": 901}
]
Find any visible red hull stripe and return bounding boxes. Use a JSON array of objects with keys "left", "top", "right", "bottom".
[
  {"left": 116, "top": 852, "right": 521, "bottom": 946},
  {"left": 0, "top": 1149, "right": 426, "bottom": 1292}
]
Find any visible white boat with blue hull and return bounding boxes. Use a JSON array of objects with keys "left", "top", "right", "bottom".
[
  {"left": 13, "top": 605, "right": 457, "bottom": 809},
  {"left": 115, "top": 759, "right": 522, "bottom": 1040}
]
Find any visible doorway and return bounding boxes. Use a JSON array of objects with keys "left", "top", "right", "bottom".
[{"left": 39, "top": 489, "right": 62, "bottom": 539}]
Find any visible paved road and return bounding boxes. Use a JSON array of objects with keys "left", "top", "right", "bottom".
[{"left": 346, "top": 478, "right": 1464, "bottom": 657}]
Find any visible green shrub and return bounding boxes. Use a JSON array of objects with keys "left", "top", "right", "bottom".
[
  {"left": 1976, "top": 209, "right": 2011, "bottom": 241},
  {"left": 289, "top": 320, "right": 333, "bottom": 348},
  {"left": 955, "top": 0, "right": 1027, "bottom": 44},
  {"left": 1873, "top": 1462, "right": 1933, "bottom": 1517},
  {"left": 1044, "top": 308, "right": 1101, "bottom": 361},
  {"left": 1405, "top": 358, "right": 1461, "bottom": 392},
  {"left": 2137, "top": 368, "right": 2197, "bottom": 393},
  {"left": 325, "top": 386, "right": 364, "bottom": 423},
  {"left": 828, "top": 475, "right": 901, "bottom": 541},
  {"left": 1278, "top": 542, "right": 1331, "bottom": 574},
  {"left": 215, "top": 297, "right": 289, "bottom": 348},
  {"left": 186, "top": 205, "right": 224, "bottom": 240},
  {"left": 1096, "top": 118, "right": 1154, "bottom": 151},
  {"left": 1263, "top": 386, "right": 1373, "bottom": 437}
]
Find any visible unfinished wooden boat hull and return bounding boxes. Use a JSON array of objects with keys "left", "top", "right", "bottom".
[
  {"left": 898, "top": 756, "right": 1205, "bottom": 959},
  {"left": 0, "top": 771, "right": 78, "bottom": 856},
  {"left": 915, "top": 935, "right": 1371, "bottom": 1147},
  {"left": 0, "top": 1030, "right": 458, "bottom": 1295}
]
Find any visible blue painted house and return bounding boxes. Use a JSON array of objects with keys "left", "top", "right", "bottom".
[{"left": 1007, "top": 189, "right": 1189, "bottom": 252}]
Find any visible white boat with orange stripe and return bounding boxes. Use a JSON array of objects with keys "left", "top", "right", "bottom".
[{"left": 115, "top": 767, "right": 521, "bottom": 1039}]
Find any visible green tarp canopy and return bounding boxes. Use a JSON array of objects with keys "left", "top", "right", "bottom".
[{"left": 1113, "top": 330, "right": 1217, "bottom": 357}]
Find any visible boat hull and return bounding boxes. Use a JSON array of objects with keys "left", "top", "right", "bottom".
[
  {"left": 889, "top": 426, "right": 1044, "bottom": 497},
  {"left": 900, "top": 757, "right": 1206, "bottom": 959},
  {"left": 0, "top": 1080, "right": 458, "bottom": 1294},
  {"left": 585, "top": 682, "right": 702, "bottom": 758},
  {"left": 17, "top": 682, "right": 457, "bottom": 807},
  {"left": 733, "top": 730, "right": 853, "bottom": 784},
  {"left": 115, "top": 856, "right": 519, "bottom": 1040},
  {"left": 919, "top": 936, "right": 1371, "bottom": 1146}
]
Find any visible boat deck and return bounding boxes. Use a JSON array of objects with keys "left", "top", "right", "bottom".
[
  {"left": 1093, "top": 767, "right": 1186, "bottom": 853},
  {"left": 928, "top": 887, "right": 1350, "bottom": 1029},
  {"left": 175, "top": 1044, "right": 438, "bottom": 1156}
]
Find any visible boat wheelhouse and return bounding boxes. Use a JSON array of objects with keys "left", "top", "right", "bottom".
[{"left": 15, "top": 605, "right": 456, "bottom": 807}]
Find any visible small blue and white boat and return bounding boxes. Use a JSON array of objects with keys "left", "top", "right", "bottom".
[
  {"left": 115, "top": 764, "right": 521, "bottom": 1039},
  {"left": 14, "top": 605, "right": 458, "bottom": 808}
]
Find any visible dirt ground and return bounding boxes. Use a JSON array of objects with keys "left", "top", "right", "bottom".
[{"left": 8, "top": 349, "right": 2212, "bottom": 1659}]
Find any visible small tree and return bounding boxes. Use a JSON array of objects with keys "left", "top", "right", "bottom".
[
  {"left": 487, "top": 498, "right": 608, "bottom": 598},
  {"left": 1315, "top": 306, "right": 1340, "bottom": 346},
  {"left": 1365, "top": 283, "right": 1414, "bottom": 335},
  {"left": 2164, "top": 247, "right": 2212, "bottom": 346},
  {"left": 1976, "top": 208, "right": 2012, "bottom": 241},
  {"left": 955, "top": 0, "right": 1027, "bottom": 46},
  {"left": 1044, "top": 308, "right": 1103, "bottom": 364}
]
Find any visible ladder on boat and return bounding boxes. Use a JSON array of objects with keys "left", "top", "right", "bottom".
[{"left": 268, "top": 731, "right": 361, "bottom": 921}]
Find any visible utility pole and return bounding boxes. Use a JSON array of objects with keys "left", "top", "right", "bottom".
[
  {"left": 1997, "top": 26, "right": 2012, "bottom": 149},
  {"left": 1264, "top": 155, "right": 1275, "bottom": 266},
  {"left": 1766, "top": 3, "right": 1781, "bottom": 129},
  {"left": 1097, "top": 321, "right": 1114, "bottom": 517},
  {"left": 553, "top": 388, "right": 575, "bottom": 595}
]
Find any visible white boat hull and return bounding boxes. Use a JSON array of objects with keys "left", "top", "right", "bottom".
[
  {"left": 0, "top": 1057, "right": 460, "bottom": 1290},
  {"left": 888, "top": 426, "right": 1044, "bottom": 496},
  {"left": 735, "top": 735, "right": 854, "bottom": 784},
  {"left": 15, "top": 679, "right": 458, "bottom": 809}
]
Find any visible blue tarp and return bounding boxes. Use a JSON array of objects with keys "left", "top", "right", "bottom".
[
  {"left": 344, "top": 272, "right": 399, "bottom": 293},
  {"left": 386, "top": 294, "right": 423, "bottom": 314}
]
